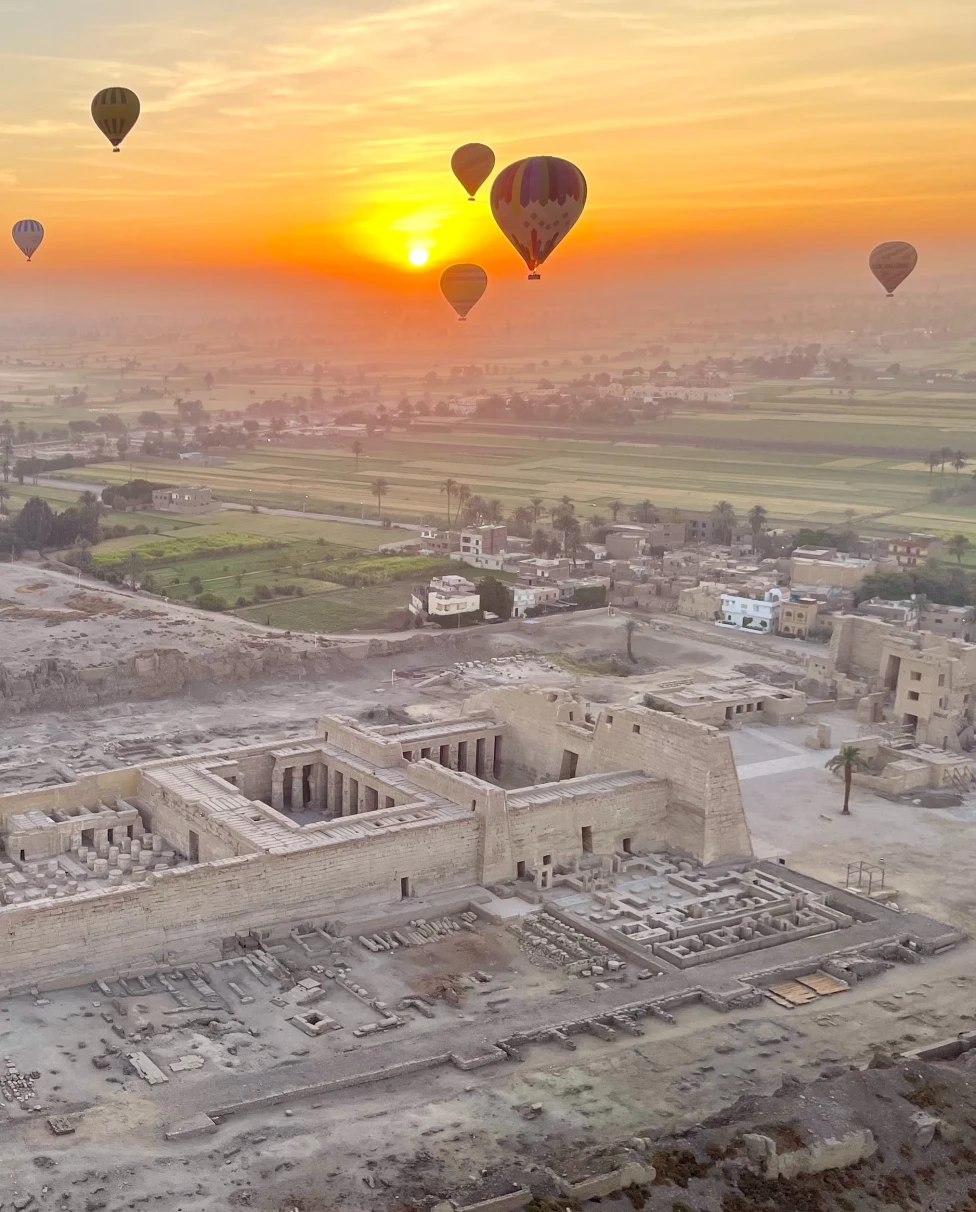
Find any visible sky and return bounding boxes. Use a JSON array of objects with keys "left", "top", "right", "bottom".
[{"left": 1, "top": 0, "right": 976, "bottom": 309}]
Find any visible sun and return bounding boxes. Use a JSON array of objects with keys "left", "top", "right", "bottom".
[{"left": 407, "top": 247, "right": 429, "bottom": 267}]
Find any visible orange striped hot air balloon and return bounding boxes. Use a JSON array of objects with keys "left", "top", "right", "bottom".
[
  {"left": 489, "top": 156, "right": 587, "bottom": 279},
  {"left": 451, "top": 144, "right": 495, "bottom": 201},
  {"left": 440, "top": 264, "right": 488, "bottom": 320},
  {"left": 91, "top": 87, "right": 141, "bottom": 151},
  {"left": 869, "top": 241, "right": 917, "bottom": 297}
]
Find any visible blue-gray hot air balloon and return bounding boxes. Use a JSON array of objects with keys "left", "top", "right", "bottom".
[{"left": 12, "top": 220, "right": 44, "bottom": 262}]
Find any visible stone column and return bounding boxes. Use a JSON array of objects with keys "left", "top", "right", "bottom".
[
  {"left": 292, "top": 766, "right": 305, "bottom": 811},
  {"left": 312, "top": 762, "right": 327, "bottom": 813},
  {"left": 271, "top": 766, "right": 285, "bottom": 812}
]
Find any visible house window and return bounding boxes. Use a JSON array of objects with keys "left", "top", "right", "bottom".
[
  {"left": 756, "top": 701, "right": 764, "bottom": 711},
  {"left": 632, "top": 724, "right": 641, "bottom": 734},
  {"left": 939, "top": 674, "right": 946, "bottom": 687},
  {"left": 606, "top": 714, "right": 614, "bottom": 726},
  {"left": 910, "top": 672, "right": 921, "bottom": 681},
  {"left": 908, "top": 691, "right": 920, "bottom": 701}
]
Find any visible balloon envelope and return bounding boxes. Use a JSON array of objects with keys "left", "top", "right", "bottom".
[
  {"left": 869, "top": 241, "right": 917, "bottom": 296},
  {"left": 440, "top": 264, "right": 488, "bottom": 320},
  {"left": 451, "top": 143, "right": 495, "bottom": 200},
  {"left": 489, "top": 156, "right": 587, "bottom": 278},
  {"left": 91, "top": 87, "right": 141, "bottom": 150},
  {"left": 12, "top": 220, "right": 43, "bottom": 262}
]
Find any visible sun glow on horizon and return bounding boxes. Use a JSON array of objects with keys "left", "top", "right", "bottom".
[{"left": 407, "top": 247, "right": 430, "bottom": 267}]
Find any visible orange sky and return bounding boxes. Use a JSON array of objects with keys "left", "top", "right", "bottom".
[{"left": 3, "top": 0, "right": 976, "bottom": 292}]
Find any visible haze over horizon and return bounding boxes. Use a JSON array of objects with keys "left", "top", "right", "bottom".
[{"left": 0, "top": 0, "right": 975, "bottom": 343}]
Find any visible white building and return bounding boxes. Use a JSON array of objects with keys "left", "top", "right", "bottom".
[
  {"left": 512, "top": 583, "right": 560, "bottom": 618},
  {"left": 410, "top": 574, "right": 480, "bottom": 620},
  {"left": 719, "top": 587, "right": 785, "bottom": 633}
]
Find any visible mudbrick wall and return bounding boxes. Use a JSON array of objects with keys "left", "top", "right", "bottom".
[{"left": 0, "top": 630, "right": 464, "bottom": 718}]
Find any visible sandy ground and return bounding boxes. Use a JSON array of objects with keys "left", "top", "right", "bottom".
[{"left": 731, "top": 715, "right": 976, "bottom": 935}]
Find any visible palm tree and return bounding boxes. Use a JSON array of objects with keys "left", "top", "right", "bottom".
[
  {"left": 440, "top": 477, "right": 458, "bottom": 529},
  {"left": 952, "top": 451, "right": 967, "bottom": 480},
  {"left": 370, "top": 477, "right": 389, "bottom": 517},
  {"left": 939, "top": 446, "right": 954, "bottom": 476},
  {"left": 454, "top": 484, "right": 472, "bottom": 525},
  {"left": 711, "top": 500, "right": 737, "bottom": 545},
  {"left": 928, "top": 451, "right": 940, "bottom": 475},
  {"left": 947, "top": 533, "right": 970, "bottom": 564},
  {"left": 79, "top": 489, "right": 102, "bottom": 521},
  {"left": 351, "top": 440, "right": 364, "bottom": 471},
  {"left": 747, "top": 504, "right": 767, "bottom": 536},
  {"left": 123, "top": 550, "right": 146, "bottom": 591},
  {"left": 484, "top": 498, "right": 504, "bottom": 524},
  {"left": 624, "top": 618, "right": 638, "bottom": 663},
  {"left": 825, "top": 745, "right": 868, "bottom": 815},
  {"left": 529, "top": 496, "right": 546, "bottom": 523},
  {"left": 608, "top": 499, "right": 624, "bottom": 523}
]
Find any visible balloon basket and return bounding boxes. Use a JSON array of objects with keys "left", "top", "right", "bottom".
[
  {"left": 886, "top": 292, "right": 894, "bottom": 298},
  {"left": 528, "top": 273, "right": 540, "bottom": 280},
  {"left": 458, "top": 317, "right": 466, "bottom": 322},
  {"left": 113, "top": 147, "right": 120, "bottom": 153}
]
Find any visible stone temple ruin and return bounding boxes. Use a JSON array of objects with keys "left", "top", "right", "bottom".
[
  {"left": 0, "top": 686, "right": 755, "bottom": 989},
  {"left": 0, "top": 685, "right": 965, "bottom": 1002}
]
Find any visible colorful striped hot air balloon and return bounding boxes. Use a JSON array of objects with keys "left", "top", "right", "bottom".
[
  {"left": 451, "top": 143, "right": 495, "bottom": 201},
  {"left": 91, "top": 87, "right": 141, "bottom": 151},
  {"left": 440, "top": 264, "right": 488, "bottom": 320},
  {"left": 869, "top": 241, "right": 917, "bottom": 297},
  {"left": 12, "top": 220, "right": 44, "bottom": 262},
  {"left": 489, "top": 156, "right": 587, "bottom": 279}
]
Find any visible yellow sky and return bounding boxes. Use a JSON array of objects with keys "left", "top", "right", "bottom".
[{"left": 3, "top": 0, "right": 976, "bottom": 285}]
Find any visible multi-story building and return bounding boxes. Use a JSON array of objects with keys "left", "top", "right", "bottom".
[
  {"left": 410, "top": 574, "right": 480, "bottom": 620},
  {"left": 889, "top": 533, "right": 942, "bottom": 568},
  {"left": 778, "top": 597, "right": 819, "bottom": 638},
  {"left": 511, "top": 583, "right": 561, "bottom": 617},
  {"left": 790, "top": 553, "right": 876, "bottom": 590},
  {"left": 419, "top": 527, "right": 460, "bottom": 555},
  {"left": 919, "top": 605, "right": 975, "bottom": 642},
  {"left": 858, "top": 598, "right": 920, "bottom": 629},
  {"left": 460, "top": 525, "right": 507, "bottom": 558},
  {"left": 719, "top": 588, "right": 784, "bottom": 633}
]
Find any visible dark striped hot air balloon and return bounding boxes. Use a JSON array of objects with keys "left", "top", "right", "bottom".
[
  {"left": 91, "top": 87, "right": 141, "bottom": 151},
  {"left": 440, "top": 264, "right": 488, "bottom": 320},
  {"left": 489, "top": 156, "right": 587, "bottom": 279},
  {"left": 869, "top": 241, "right": 917, "bottom": 297},
  {"left": 451, "top": 143, "right": 495, "bottom": 201},
  {"left": 12, "top": 220, "right": 44, "bottom": 262}
]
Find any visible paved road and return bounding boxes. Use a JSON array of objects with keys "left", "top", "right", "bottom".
[{"left": 31, "top": 476, "right": 421, "bottom": 534}]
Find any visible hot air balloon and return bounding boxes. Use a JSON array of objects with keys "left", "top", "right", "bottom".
[
  {"left": 869, "top": 241, "right": 917, "bottom": 297},
  {"left": 91, "top": 87, "right": 141, "bottom": 152},
  {"left": 489, "top": 156, "right": 587, "bottom": 279},
  {"left": 12, "top": 220, "right": 43, "bottom": 263},
  {"left": 451, "top": 143, "right": 495, "bottom": 201},
  {"left": 440, "top": 264, "right": 488, "bottom": 320}
]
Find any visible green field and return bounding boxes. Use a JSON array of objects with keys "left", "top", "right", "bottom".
[
  {"left": 234, "top": 583, "right": 416, "bottom": 632},
  {"left": 34, "top": 379, "right": 976, "bottom": 539}
]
